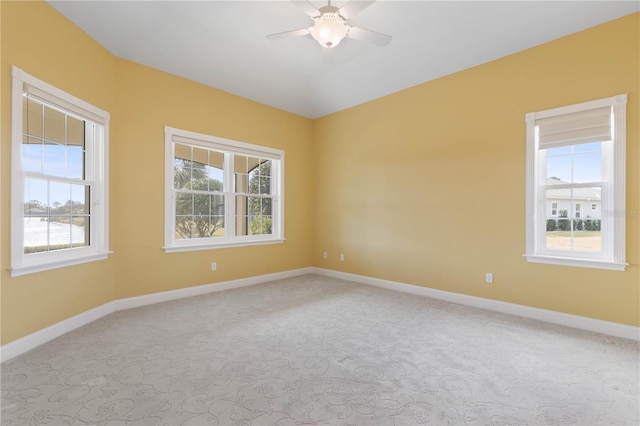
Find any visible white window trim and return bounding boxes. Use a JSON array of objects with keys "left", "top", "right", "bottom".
[
  {"left": 10, "top": 66, "right": 111, "bottom": 277},
  {"left": 164, "top": 126, "right": 285, "bottom": 252},
  {"left": 524, "top": 94, "right": 626, "bottom": 271}
]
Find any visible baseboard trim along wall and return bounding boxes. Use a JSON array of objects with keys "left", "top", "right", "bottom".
[
  {"left": 2, "top": 266, "right": 638, "bottom": 362},
  {"left": 311, "top": 267, "right": 640, "bottom": 342},
  {"left": 0, "top": 267, "right": 315, "bottom": 363}
]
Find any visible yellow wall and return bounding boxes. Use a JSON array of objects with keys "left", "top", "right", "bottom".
[
  {"left": 111, "top": 59, "right": 313, "bottom": 299},
  {"left": 0, "top": 1, "right": 313, "bottom": 345},
  {"left": 1, "top": 0, "right": 118, "bottom": 344},
  {"left": 313, "top": 13, "right": 639, "bottom": 326},
  {"left": 1, "top": 2, "right": 638, "bottom": 346}
]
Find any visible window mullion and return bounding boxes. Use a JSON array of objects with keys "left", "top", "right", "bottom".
[{"left": 225, "top": 152, "right": 235, "bottom": 239}]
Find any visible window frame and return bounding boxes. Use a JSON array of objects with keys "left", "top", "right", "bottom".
[
  {"left": 164, "top": 126, "right": 285, "bottom": 252},
  {"left": 525, "top": 94, "right": 626, "bottom": 271},
  {"left": 10, "top": 66, "right": 110, "bottom": 277}
]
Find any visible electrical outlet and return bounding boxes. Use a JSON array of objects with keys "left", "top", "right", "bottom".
[
  {"left": 211, "top": 262, "right": 217, "bottom": 271},
  {"left": 323, "top": 251, "right": 328, "bottom": 259},
  {"left": 485, "top": 272, "right": 493, "bottom": 283},
  {"left": 340, "top": 254, "right": 344, "bottom": 262}
]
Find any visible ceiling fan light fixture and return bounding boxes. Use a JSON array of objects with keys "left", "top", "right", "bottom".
[{"left": 310, "top": 13, "right": 349, "bottom": 48}]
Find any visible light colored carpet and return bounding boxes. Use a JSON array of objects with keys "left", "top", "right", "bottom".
[{"left": 1, "top": 274, "right": 638, "bottom": 425}]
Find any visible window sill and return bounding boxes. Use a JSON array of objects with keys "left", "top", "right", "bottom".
[
  {"left": 164, "top": 238, "right": 285, "bottom": 253},
  {"left": 10, "top": 251, "right": 113, "bottom": 277},
  {"left": 525, "top": 254, "right": 627, "bottom": 271}
]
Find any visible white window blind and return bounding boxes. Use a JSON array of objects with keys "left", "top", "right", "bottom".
[
  {"left": 23, "top": 82, "right": 107, "bottom": 126},
  {"left": 536, "top": 106, "right": 612, "bottom": 149},
  {"left": 171, "top": 134, "right": 281, "bottom": 160}
]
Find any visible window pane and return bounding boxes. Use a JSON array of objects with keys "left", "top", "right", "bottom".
[
  {"left": 259, "top": 160, "right": 272, "bottom": 177},
  {"left": 247, "top": 156, "right": 260, "bottom": 173},
  {"left": 192, "top": 216, "right": 210, "bottom": 238},
  {"left": 176, "top": 192, "right": 194, "bottom": 216},
  {"left": 43, "top": 141, "right": 66, "bottom": 177},
  {"left": 44, "top": 106, "right": 65, "bottom": 144},
  {"left": 262, "top": 215, "right": 273, "bottom": 235},
  {"left": 71, "top": 216, "right": 89, "bottom": 248},
  {"left": 174, "top": 143, "right": 191, "bottom": 161},
  {"left": 191, "top": 160, "right": 208, "bottom": 191},
  {"left": 211, "top": 216, "right": 225, "bottom": 237},
  {"left": 70, "top": 184, "right": 89, "bottom": 214},
  {"left": 235, "top": 173, "right": 248, "bottom": 193},
  {"left": 248, "top": 161, "right": 271, "bottom": 195},
  {"left": 22, "top": 138, "right": 43, "bottom": 173},
  {"left": 212, "top": 194, "right": 225, "bottom": 216},
  {"left": 194, "top": 194, "right": 210, "bottom": 216},
  {"left": 24, "top": 98, "right": 43, "bottom": 138},
  {"left": 175, "top": 216, "right": 193, "bottom": 239},
  {"left": 248, "top": 173, "right": 260, "bottom": 194},
  {"left": 66, "top": 145, "right": 84, "bottom": 179},
  {"left": 174, "top": 158, "right": 191, "bottom": 189},
  {"left": 23, "top": 216, "right": 48, "bottom": 253},
  {"left": 248, "top": 196, "right": 261, "bottom": 216},
  {"left": 573, "top": 149, "right": 601, "bottom": 183},
  {"left": 23, "top": 178, "right": 49, "bottom": 253},
  {"left": 545, "top": 188, "right": 571, "bottom": 251},
  {"left": 249, "top": 216, "right": 261, "bottom": 235},
  {"left": 67, "top": 116, "right": 84, "bottom": 147},
  {"left": 576, "top": 214, "right": 602, "bottom": 252},
  {"left": 50, "top": 181, "right": 71, "bottom": 212},
  {"left": 261, "top": 177, "right": 271, "bottom": 195},
  {"left": 546, "top": 151, "right": 571, "bottom": 183},
  {"left": 207, "top": 151, "right": 224, "bottom": 190},
  {"left": 192, "top": 147, "right": 208, "bottom": 167},
  {"left": 263, "top": 198, "right": 272, "bottom": 215},
  {"left": 236, "top": 195, "right": 248, "bottom": 236},
  {"left": 234, "top": 155, "right": 248, "bottom": 174},
  {"left": 24, "top": 177, "right": 48, "bottom": 215},
  {"left": 47, "top": 216, "right": 72, "bottom": 251}
]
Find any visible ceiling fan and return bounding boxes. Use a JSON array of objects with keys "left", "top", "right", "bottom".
[{"left": 266, "top": 0, "right": 392, "bottom": 50}]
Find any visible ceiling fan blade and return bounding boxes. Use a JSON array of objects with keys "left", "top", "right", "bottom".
[
  {"left": 266, "top": 28, "right": 311, "bottom": 41},
  {"left": 338, "top": 1, "right": 375, "bottom": 20},
  {"left": 347, "top": 26, "right": 391, "bottom": 46},
  {"left": 291, "top": 1, "right": 321, "bottom": 17}
]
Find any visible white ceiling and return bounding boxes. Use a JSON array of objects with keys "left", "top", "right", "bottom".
[{"left": 48, "top": 1, "right": 639, "bottom": 119}]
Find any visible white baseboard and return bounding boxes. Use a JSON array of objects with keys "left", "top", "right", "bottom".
[
  {"left": 115, "top": 267, "right": 315, "bottom": 311},
  {"left": 0, "top": 301, "right": 118, "bottom": 364},
  {"left": 3, "top": 265, "right": 637, "bottom": 363},
  {"left": 311, "top": 267, "right": 640, "bottom": 341},
  {"left": 0, "top": 267, "right": 314, "bottom": 363}
]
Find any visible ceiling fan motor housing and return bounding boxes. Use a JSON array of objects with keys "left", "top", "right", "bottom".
[{"left": 310, "top": 7, "right": 350, "bottom": 48}]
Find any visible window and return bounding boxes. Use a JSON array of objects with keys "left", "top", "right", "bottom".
[
  {"left": 164, "top": 127, "right": 284, "bottom": 252},
  {"left": 10, "top": 67, "right": 110, "bottom": 276},
  {"left": 525, "top": 94, "right": 626, "bottom": 271}
]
